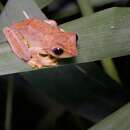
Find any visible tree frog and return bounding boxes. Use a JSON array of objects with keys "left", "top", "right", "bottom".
[{"left": 3, "top": 18, "right": 78, "bottom": 68}]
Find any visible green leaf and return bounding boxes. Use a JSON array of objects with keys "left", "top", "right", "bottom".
[
  {"left": 60, "top": 7, "right": 130, "bottom": 64},
  {"left": 77, "top": 0, "right": 121, "bottom": 84},
  {"left": 89, "top": 102, "right": 130, "bottom": 130},
  {"left": 0, "top": 6, "right": 130, "bottom": 75},
  {"left": 89, "top": 0, "right": 128, "bottom": 7},
  {"left": 51, "top": 2, "right": 79, "bottom": 20},
  {"left": 77, "top": 0, "right": 93, "bottom": 16},
  {"left": 90, "top": 0, "right": 116, "bottom": 6},
  {"left": 0, "top": 1, "right": 3, "bottom": 12},
  {"left": 35, "top": 0, "right": 53, "bottom": 9}
]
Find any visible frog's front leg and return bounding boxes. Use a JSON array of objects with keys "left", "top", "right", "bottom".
[
  {"left": 3, "top": 27, "right": 31, "bottom": 61},
  {"left": 28, "top": 55, "right": 57, "bottom": 68},
  {"left": 28, "top": 47, "right": 57, "bottom": 68}
]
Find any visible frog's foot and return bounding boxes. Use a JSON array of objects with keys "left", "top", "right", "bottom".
[
  {"left": 44, "top": 20, "right": 57, "bottom": 27},
  {"left": 27, "top": 54, "right": 57, "bottom": 69},
  {"left": 44, "top": 20, "right": 65, "bottom": 32},
  {"left": 60, "top": 28, "right": 65, "bottom": 32}
]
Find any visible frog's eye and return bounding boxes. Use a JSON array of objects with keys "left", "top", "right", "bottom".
[{"left": 52, "top": 48, "right": 64, "bottom": 55}]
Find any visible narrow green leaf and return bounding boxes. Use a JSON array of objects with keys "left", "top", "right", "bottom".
[
  {"left": 89, "top": 102, "right": 130, "bottom": 130},
  {"left": 35, "top": 0, "right": 53, "bottom": 9},
  {"left": 90, "top": 0, "right": 115, "bottom": 6},
  {"left": 101, "top": 58, "right": 121, "bottom": 84},
  {"left": 89, "top": 0, "right": 128, "bottom": 7},
  {"left": 52, "top": 2, "right": 79, "bottom": 20},
  {"left": 0, "top": 1, "right": 3, "bottom": 12},
  {"left": 77, "top": 0, "right": 93, "bottom": 16}
]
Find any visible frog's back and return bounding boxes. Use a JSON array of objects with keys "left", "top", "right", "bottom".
[{"left": 12, "top": 18, "right": 59, "bottom": 34}]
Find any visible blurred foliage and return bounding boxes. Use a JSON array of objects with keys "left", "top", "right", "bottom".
[{"left": 89, "top": 102, "right": 130, "bottom": 130}]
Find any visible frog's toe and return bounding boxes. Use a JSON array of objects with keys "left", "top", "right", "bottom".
[
  {"left": 44, "top": 20, "right": 57, "bottom": 27},
  {"left": 27, "top": 59, "right": 43, "bottom": 69},
  {"left": 40, "top": 56, "right": 58, "bottom": 67}
]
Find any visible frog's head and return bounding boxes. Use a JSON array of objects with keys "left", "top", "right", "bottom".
[{"left": 44, "top": 32, "right": 78, "bottom": 58}]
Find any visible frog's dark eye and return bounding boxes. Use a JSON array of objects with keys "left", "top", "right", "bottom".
[{"left": 52, "top": 48, "right": 64, "bottom": 55}]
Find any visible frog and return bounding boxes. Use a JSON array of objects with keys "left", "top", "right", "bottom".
[{"left": 3, "top": 18, "right": 78, "bottom": 68}]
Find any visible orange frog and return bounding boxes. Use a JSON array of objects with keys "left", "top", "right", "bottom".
[{"left": 3, "top": 18, "right": 78, "bottom": 68}]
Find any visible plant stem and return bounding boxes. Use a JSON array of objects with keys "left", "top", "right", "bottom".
[{"left": 77, "top": 0, "right": 93, "bottom": 16}]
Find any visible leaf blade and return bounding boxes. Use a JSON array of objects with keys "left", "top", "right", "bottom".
[
  {"left": 0, "top": 7, "right": 130, "bottom": 75},
  {"left": 60, "top": 7, "right": 130, "bottom": 63},
  {"left": 89, "top": 102, "right": 130, "bottom": 130},
  {"left": 35, "top": 0, "right": 53, "bottom": 9}
]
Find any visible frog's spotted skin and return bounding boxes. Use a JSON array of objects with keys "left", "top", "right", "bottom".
[{"left": 3, "top": 18, "right": 78, "bottom": 68}]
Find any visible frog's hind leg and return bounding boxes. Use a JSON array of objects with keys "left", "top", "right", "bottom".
[
  {"left": 28, "top": 47, "right": 57, "bottom": 68},
  {"left": 3, "top": 27, "right": 31, "bottom": 61}
]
